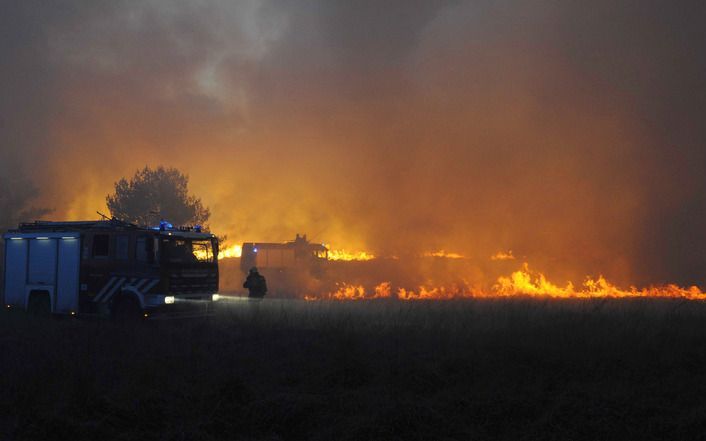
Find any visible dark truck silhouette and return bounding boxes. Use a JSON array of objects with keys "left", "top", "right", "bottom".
[
  {"left": 240, "top": 234, "right": 328, "bottom": 297},
  {"left": 3, "top": 219, "right": 220, "bottom": 319}
]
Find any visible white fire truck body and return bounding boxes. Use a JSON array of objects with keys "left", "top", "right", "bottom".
[
  {"left": 3, "top": 220, "right": 220, "bottom": 318},
  {"left": 4, "top": 232, "right": 81, "bottom": 314}
]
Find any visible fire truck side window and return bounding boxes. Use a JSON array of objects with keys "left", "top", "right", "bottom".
[
  {"left": 92, "top": 234, "right": 110, "bottom": 258},
  {"left": 115, "top": 235, "right": 129, "bottom": 260}
]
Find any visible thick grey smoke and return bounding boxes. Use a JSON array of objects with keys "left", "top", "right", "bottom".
[{"left": 1, "top": 0, "right": 705, "bottom": 285}]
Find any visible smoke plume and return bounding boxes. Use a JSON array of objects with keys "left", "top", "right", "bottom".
[{"left": 2, "top": 0, "right": 706, "bottom": 285}]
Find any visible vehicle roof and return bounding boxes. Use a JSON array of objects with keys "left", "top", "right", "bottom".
[
  {"left": 242, "top": 241, "right": 328, "bottom": 251},
  {"left": 13, "top": 220, "right": 138, "bottom": 232},
  {"left": 8, "top": 220, "right": 214, "bottom": 239}
]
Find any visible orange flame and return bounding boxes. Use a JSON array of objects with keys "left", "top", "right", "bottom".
[
  {"left": 218, "top": 244, "right": 243, "bottom": 259},
  {"left": 397, "top": 284, "right": 476, "bottom": 300},
  {"left": 422, "top": 250, "right": 465, "bottom": 259},
  {"left": 327, "top": 249, "right": 376, "bottom": 261},
  {"left": 490, "top": 250, "right": 515, "bottom": 261},
  {"left": 494, "top": 263, "right": 706, "bottom": 300},
  {"left": 305, "top": 263, "right": 706, "bottom": 301},
  {"left": 305, "top": 282, "right": 392, "bottom": 300}
]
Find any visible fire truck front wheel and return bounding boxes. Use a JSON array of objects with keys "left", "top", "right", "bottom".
[{"left": 111, "top": 295, "right": 142, "bottom": 321}]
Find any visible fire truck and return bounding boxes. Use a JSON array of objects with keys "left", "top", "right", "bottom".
[
  {"left": 2, "top": 219, "right": 220, "bottom": 319},
  {"left": 240, "top": 234, "right": 328, "bottom": 296}
]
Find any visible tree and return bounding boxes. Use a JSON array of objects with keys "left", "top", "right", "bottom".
[{"left": 106, "top": 166, "right": 210, "bottom": 227}]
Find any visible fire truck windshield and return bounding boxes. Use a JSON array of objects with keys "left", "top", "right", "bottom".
[{"left": 163, "top": 238, "right": 216, "bottom": 263}]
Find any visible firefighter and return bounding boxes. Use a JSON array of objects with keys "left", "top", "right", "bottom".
[{"left": 244, "top": 267, "right": 267, "bottom": 298}]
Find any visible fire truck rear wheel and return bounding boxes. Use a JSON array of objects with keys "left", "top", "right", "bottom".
[{"left": 112, "top": 295, "right": 142, "bottom": 321}]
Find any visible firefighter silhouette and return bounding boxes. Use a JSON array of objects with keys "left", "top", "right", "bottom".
[{"left": 243, "top": 267, "right": 267, "bottom": 298}]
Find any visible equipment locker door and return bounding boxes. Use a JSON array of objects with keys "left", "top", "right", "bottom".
[
  {"left": 28, "top": 238, "right": 57, "bottom": 285},
  {"left": 4, "top": 239, "right": 28, "bottom": 306},
  {"left": 56, "top": 237, "right": 80, "bottom": 313},
  {"left": 24, "top": 238, "right": 58, "bottom": 311}
]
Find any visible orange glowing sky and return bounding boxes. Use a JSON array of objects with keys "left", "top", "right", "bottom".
[{"left": 3, "top": 1, "right": 706, "bottom": 287}]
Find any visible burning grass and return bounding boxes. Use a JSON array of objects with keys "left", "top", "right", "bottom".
[
  {"left": 302, "top": 263, "right": 706, "bottom": 301},
  {"left": 3, "top": 298, "right": 706, "bottom": 440},
  {"left": 326, "top": 249, "right": 376, "bottom": 261}
]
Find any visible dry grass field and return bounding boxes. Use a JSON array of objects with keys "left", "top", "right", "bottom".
[{"left": 2, "top": 297, "right": 706, "bottom": 440}]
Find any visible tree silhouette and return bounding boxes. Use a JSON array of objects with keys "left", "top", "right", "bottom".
[{"left": 106, "top": 166, "right": 210, "bottom": 227}]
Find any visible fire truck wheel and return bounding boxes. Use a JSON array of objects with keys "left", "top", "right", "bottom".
[
  {"left": 27, "top": 291, "right": 51, "bottom": 316},
  {"left": 111, "top": 295, "right": 142, "bottom": 321}
]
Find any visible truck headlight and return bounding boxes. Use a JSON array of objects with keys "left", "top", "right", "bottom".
[
  {"left": 164, "top": 296, "right": 175, "bottom": 304},
  {"left": 212, "top": 294, "right": 220, "bottom": 302}
]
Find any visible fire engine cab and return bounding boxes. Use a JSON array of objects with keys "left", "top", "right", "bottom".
[{"left": 2, "top": 219, "right": 219, "bottom": 319}]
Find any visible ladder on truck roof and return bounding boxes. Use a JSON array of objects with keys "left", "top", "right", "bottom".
[{"left": 15, "top": 218, "right": 139, "bottom": 232}]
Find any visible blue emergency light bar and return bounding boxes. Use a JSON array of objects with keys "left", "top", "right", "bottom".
[{"left": 157, "top": 220, "right": 206, "bottom": 233}]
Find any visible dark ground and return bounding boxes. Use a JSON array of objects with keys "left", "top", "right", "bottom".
[{"left": 2, "top": 298, "right": 706, "bottom": 441}]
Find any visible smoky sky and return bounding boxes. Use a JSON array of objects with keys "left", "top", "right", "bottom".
[{"left": 2, "top": 0, "right": 706, "bottom": 285}]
